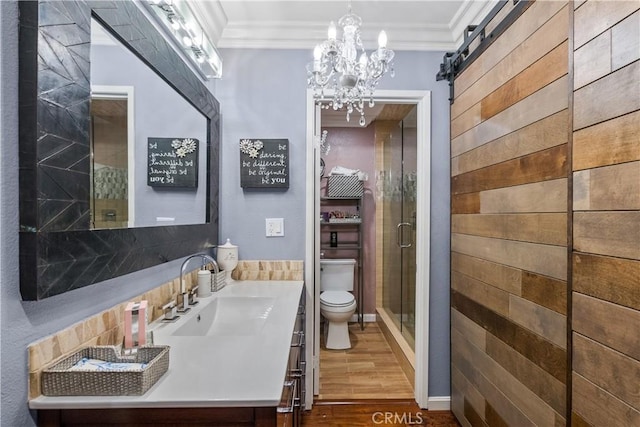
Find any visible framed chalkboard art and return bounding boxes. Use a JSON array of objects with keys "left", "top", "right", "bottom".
[
  {"left": 240, "top": 139, "right": 289, "bottom": 189},
  {"left": 147, "top": 137, "right": 199, "bottom": 187}
]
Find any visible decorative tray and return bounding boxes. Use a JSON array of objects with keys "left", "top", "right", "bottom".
[{"left": 41, "top": 345, "right": 169, "bottom": 396}]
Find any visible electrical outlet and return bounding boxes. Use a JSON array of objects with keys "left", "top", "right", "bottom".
[{"left": 265, "top": 218, "right": 284, "bottom": 237}]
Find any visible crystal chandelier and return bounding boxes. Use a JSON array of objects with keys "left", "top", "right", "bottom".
[{"left": 306, "top": 3, "right": 395, "bottom": 126}]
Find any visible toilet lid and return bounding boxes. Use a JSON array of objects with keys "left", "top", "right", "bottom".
[{"left": 321, "top": 291, "right": 355, "bottom": 307}]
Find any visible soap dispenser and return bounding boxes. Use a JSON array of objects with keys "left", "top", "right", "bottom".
[
  {"left": 197, "top": 264, "right": 212, "bottom": 297},
  {"left": 217, "top": 239, "right": 238, "bottom": 285}
]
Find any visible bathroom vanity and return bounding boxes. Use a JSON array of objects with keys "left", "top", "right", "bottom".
[{"left": 30, "top": 281, "right": 305, "bottom": 427}]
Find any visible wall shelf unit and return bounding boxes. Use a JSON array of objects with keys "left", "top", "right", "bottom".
[{"left": 320, "top": 196, "right": 364, "bottom": 329}]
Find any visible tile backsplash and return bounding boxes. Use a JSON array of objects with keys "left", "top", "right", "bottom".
[
  {"left": 232, "top": 260, "right": 304, "bottom": 281},
  {"left": 27, "top": 260, "right": 303, "bottom": 399}
]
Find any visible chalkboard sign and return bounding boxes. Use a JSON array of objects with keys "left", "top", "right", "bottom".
[
  {"left": 240, "top": 139, "right": 289, "bottom": 189},
  {"left": 147, "top": 137, "right": 199, "bottom": 188}
]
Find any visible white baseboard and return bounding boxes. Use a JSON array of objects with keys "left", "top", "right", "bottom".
[
  {"left": 427, "top": 396, "right": 451, "bottom": 411},
  {"left": 349, "top": 314, "right": 377, "bottom": 323}
]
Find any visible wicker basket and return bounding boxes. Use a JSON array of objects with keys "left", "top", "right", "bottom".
[
  {"left": 214, "top": 270, "right": 227, "bottom": 291},
  {"left": 326, "top": 175, "right": 363, "bottom": 198},
  {"left": 41, "top": 346, "right": 170, "bottom": 396}
]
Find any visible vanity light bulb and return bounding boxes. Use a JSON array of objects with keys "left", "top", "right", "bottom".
[
  {"left": 171, "top": 20, "right": 180, "bottom": 30},
  {"left": 182, "top": 36, "right": 193, "bottom": 47}
]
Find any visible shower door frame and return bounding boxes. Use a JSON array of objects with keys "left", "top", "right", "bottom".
[
  {"left": 305, "top": 90, "right": 431, "bottom": 409},
  {"left": 382, "top": 112, "right": 419, "bottom": 349}
]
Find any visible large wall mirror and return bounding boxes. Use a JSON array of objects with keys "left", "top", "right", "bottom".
[{"left": 18, "top": 1, "right": 220, "bottom": 300}]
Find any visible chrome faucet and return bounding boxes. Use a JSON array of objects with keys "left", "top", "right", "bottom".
[{"left": 178, "top": 254, "right": 219, "bottom": 313}]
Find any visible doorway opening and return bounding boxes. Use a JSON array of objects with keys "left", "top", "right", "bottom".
[
  {"left": 304, "top": 90, "right": 431, "bottom": 409},
  {"left": 90, "top": 86, "right": 135, "bottom": 229}
]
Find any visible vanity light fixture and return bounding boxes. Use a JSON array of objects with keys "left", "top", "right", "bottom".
[
  {"left": 306, "top": 2, "right": 395, "bottom": 126},
  {"left": 144, "top": 0, "right": 222, "bottom": 79}
]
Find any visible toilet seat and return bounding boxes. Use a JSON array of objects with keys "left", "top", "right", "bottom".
[{"left": 320, "top": 291, "right": 355, "bottom": 307}]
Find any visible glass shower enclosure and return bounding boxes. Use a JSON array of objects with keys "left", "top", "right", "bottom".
[{"left": 380, "top": 106, "right": 417, "bottom": 350}]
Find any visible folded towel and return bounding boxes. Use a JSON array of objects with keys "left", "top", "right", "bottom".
[
  {"left": 329, "top": 166, "right": 368, "bottom": 181},
  {"left": 69, "top": 358, "right": 147, "bottom": 372}
]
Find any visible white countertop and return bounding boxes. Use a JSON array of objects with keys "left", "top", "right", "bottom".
[{"left": 29, "top": 280, "right": 304, "bottom": 410}]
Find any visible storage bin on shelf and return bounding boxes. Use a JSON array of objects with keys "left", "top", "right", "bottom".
[{"left": 326, "top": 175, "right": 363, "bottom": 198}]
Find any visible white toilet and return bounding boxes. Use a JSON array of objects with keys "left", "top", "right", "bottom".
[{"left": 320, "top": 258, "right": 357, "bottom": 350}]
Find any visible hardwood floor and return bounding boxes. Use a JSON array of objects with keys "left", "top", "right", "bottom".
[
  {"left": 302, "top": 400, "right": 460, "bottom": 426},
  {"left": 318, "top": 322, "right": 414, "bottom": 400},
  {"left": 309, "top": 323, "right": 460, "bottom": 426}
]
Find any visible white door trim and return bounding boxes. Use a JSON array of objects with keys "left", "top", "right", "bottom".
[
  {"left": 305, "top": 89, "right": 431, "bottom": 409},
  {"left": 304, "top": 92, "right": 320, "bottom": 409}
]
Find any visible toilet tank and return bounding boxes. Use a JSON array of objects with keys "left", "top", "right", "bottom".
[{"left": 320, "top": 259, "right": 356, "bottom": 291}]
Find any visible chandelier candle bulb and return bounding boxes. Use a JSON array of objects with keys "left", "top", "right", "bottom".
[
  {"left": 328, "top": 21, "right": 337, "bottom": 41},
  {"left": 359, "top": 53, "right": 368, "bottom": 67},
  {"left": 314, "top": 45, "right": 322, "bottom": 71},
  {"left": 378, "top": 30, "right": 387, "bottom": 49}
]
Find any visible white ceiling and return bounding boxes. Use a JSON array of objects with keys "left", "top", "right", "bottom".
[
  {"left": 186, "top": 0, "right": 496, "bottom": 127},
  {"left": 189, "top": 0, "right": 497, "bottom": 52}
]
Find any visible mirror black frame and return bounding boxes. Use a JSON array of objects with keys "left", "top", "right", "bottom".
[{"left": 18, "top": 1, "right": 220, "bottom": 300}]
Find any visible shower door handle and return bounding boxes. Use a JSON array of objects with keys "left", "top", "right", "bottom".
[{"left": 396, "top": 222, "right": 412, "bottom": 248}]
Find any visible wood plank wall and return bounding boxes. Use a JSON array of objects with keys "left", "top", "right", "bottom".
[
  {"left": 450, "top": 1, "right": 640, "bottom": 426},
  {"left": 450, "top": 1, "right": 570, "bottom": 426},
  {"left": 571, "top": 2, "right": 640, "bottom": 426}
]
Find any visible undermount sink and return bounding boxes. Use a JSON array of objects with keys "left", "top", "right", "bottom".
[{"left": 172, "top": 296, "right": 276, "bottom": 337}]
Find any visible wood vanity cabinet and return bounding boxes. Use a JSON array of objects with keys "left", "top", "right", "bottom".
[
  {"left": 37, "top": 407, "right": 278, "bottom": 427},
  {"left": 277, "top": 287, "right": 306, "bottom": 427}
]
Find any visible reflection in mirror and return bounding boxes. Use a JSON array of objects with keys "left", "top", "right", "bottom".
[
  {"left": 90, "top": 90, "right": 133, "bottom": 229},
  {"left": 90, "top": 17, "right": 208, "bottom": 229}
]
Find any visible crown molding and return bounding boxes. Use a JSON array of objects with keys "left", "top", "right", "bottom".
[
  {"left": 189, "top": 0, "right": 496, "bottom": 53},
  {"left": 188, "top": 0, "right": 228, "bottom": 44},
  {"left": 449, "top": 0, "right": 499, "bottom": 48},
  {"left": 217, "top": 21, "right": 458, "bottom": 51}
]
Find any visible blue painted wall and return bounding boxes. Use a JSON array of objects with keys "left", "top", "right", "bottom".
[
  {"left": 0, "top": 4, "right": 450, "bottom": 425},
  {"left": 215, "top": 49, "right": 310, "bottom": 258},
  {"left": 216, "top": 48, "right": 452, "bottom": 396}
]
